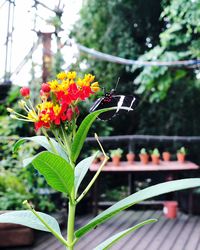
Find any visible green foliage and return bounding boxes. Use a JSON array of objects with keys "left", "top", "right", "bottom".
[
  {"left": 151, "top": 148, "right": 160, "bottom": 156},
  {"left": 93, "top": 219, "right": 157, "bottom": 250},
  {"left": 72, "top": 0, "right": 162, "bottom": 83},
  {"left": 71, "top": 0, "right": 200, "bottom": 140},
  {"left": 75, "top": 153, "right": 98, "bottom": 196},
  {"left": 109, "top": 148, "right": 123, "bottom": 158},
  {"left": 0, "top": 210, "right": 62, "bottom": 235},
  {"left": 71, "top": 0, "right": 163, "bottom": 134},
  {"left": 105, "top": 186, "right": 128, "bottom": 201},
  {"left": 71, "top": 107, "right": 120, "bottom": 163},
  {"left": 140, "top": 148, "right": 147, "bottom": 155},
  {"left": 75, "top": 178, "right": 200, "bottom": 238},
  {"left": 177, "top": 146, "right": 186, "bottom": 155},
  {"left": 31, "top": 152, "right": 74, "bottom": 196},
  {"left": 14, "top": 136, "right": 68, "bottom": 160},
  {"left": 0, "top": 170, "right": 32, "bottom": 210},
  {"left": 134, "top": 0, "right": 200, "bottom": 102}
]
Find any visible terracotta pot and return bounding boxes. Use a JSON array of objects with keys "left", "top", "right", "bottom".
[
  {"left": 100, "top": 155, "right": 105, "bottom": 162},
  {"left": 162, "top": 152, "right": 171, "bottom": 161},
  {"left": 177, "top": 153, "right": 185, "bottom": 163},
  {"left": 0, "top": 211, "right": 34, "bottom": 248},
  {"left": 163, "top": 201, "right": 178, "bottom": 219},
  {"left": 126, "top": 153, "right": 135, "bottom": 164},
  {"left": 112, "top": 156, "right": 121, "bottom": 166},
  {"left": 139, "top": 154, "right": 149, "bottom": 164},
  {"left": 151, "top": 155, "right": 160, "bottom": 165},
  {"left": 92, "top": 158, "right": 99, "bottom": 164}
]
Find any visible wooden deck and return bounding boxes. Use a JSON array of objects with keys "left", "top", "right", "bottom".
[{"left": 7, "top": 210, "right": 200, "bottom": 250}]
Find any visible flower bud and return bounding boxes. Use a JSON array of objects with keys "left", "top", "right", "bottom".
[
  {"left": 10, "top": 114, "right": 17, "bottom": 119},
  {"left": 66, "top": 108, "right": 73, "bottom": 121},
  {"left": 75, "top": 106, "right": 80, "bottom": 116},
  {"left": 20, "top": 87, "right": 30, "bottom": 98},
  {"left": 91, "top": 82, "right": 100, "bottom": 92},
  {"left": 41, "top": 83, "right": 50, "bottom": 93},
  {"left": 7, "top": 108, "right": 14, "bottom": 113},
  {"left": 18, "top": 100, "right": 26, "bottom": 109}
]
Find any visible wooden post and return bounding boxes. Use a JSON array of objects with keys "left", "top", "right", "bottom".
[{"left": 41, "top": 32, "right": 53, "bottom": 83}]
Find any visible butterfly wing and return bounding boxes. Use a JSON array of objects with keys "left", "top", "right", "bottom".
[{"left": 90, "top": 95, "right": 138, "bottom": 120}]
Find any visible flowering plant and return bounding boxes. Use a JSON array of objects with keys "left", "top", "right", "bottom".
[{"left": 3, "top": 71, "right": 200, "bottom": 250}]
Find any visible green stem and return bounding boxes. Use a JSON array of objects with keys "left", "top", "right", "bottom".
[
  {"left": 76, "top": 133, "right": 109, "bottom": 204},
  {"left": 67, "top": 199, "right": 76, "bottom": 250},
  {"left": 76, "top": 156, "right": 109, "bottom": 204},
  {"left": 42, "top": 129, "right": 58, "bottom": 155},
  {"left": 61, "top": 125, "right": 71, "bottom": 158}
]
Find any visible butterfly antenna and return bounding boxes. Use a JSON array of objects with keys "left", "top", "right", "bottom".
[
  {"left": 102, "top": 87, "right": 106, "bottom": 94},
  {"left": 115, "top": 77, "right": 120, "bottom": 91}
]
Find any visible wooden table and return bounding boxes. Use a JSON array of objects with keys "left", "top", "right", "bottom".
[{"left": 90, "top": 161, "right": 199, "bottom": 215}]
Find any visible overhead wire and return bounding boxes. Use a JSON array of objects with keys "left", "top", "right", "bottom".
[{"left": 75, "top": 42, "right": 200, "bottom": 68}]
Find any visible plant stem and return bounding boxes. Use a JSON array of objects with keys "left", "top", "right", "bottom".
[
  {"left": 42, "top": 129, "right": 58, "bottom": 155},
  {"left": 67, "top": 194, "right": 76, "bottom": 250},
  {"left": 76, "top": 133, "right": 109, "bottom": 203},
  {"left": 61, "top": 125, "right": 71, "bottom": 159},
  {"left": 76, "top": 156, "right": 108, "bottom": 203}
]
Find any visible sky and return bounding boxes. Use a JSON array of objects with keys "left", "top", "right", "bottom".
[{"left": 0, "top": 0, "right": 82, "bottom": 86}]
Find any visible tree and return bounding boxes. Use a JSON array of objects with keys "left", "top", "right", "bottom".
[
  {"left": 134, "top": 0, "right": 200, "bottom": 102},
  {"left": 71, "top": 0, "right": 163, "bottom": 134}
]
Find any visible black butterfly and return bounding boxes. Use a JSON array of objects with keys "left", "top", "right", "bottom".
[{"left": 89, "top": 89, "right": 138, "bottom": 120}]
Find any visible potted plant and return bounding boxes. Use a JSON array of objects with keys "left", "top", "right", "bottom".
[
  {"left": 110, "top": 148, "right": 123, "bottom": 166},
  {"left": 139, "top": 148, "right": 149, "bottom": 164},
  {"left": 98, "top": 151, "right": 105, "bottom": 163},
  {"left": 0, "top": 170, "right": 34, "bottom": 247},
  {"left": 177, "top": 147, "right": 186, "bottom": 163},
  {"left": 126, "top": 151, "right": 135, "bottom": 164},
  {"left": 162, "top": 151, "right": 171, "bottom": 161},
  {"left": 91, "top": 150, "right": 100, "bottom": 164},
  {"left": 150, "top": 148, "right": 160, "bottom": 165}
]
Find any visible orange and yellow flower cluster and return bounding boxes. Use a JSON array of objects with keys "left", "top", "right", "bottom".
[{"left": 8, "top": 71, "right": 100, "bottom": 131}]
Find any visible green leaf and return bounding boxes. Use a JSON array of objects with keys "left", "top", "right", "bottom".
[
  {"left": 75, "top": 178, "right": 200, "bottom": 238},
  {"left": 32, "top": 151, "right": 74, "bottom": 196},
  {"left": 71, "top": 107, "right": 132, "bottom": 163},
  {"left": 23, "top": 155, "right": 36, "bottom": 167},
  {"left": 93, "top": 219, "right": 157, "bottom": 250},
  {"left": 75, "top": 152, "right": 98, "bottom": 195},
  {"left": 13, "top": 136, "right": 68, "bottom": 160},
  {"left": 0, "top": 210, "right": 62, "bottom": 235}
]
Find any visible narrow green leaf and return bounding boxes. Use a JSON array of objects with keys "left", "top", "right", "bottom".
[
  {"left": 71, "top": 107, "right": 131, "bottom": 163},
  {"left": 75, "top": 152, "right": 98, "bottom": 195},
  {"left": 93, "top": 219, "right": 157, "bottom": 250},
  {"left": 23, "top": 155, "right": 35, "bottom": 167},
  {"left": 75, "top": 178, "right": 200, "bottom": 238},
  {"left": 32, "top": 151, "right": 74, "bottom": 195},
  {"left": 13, "top": 136, "right": 68, "bottom": 160},
  {"left": 0, "top": 210, "right": 62, "bottom": 235}
]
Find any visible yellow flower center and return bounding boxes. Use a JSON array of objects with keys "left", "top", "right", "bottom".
[
  {"left": 53, "top": 105, "right": 61, "bottom": 116},
  {"left": 41, "top": 113, "right": 50, "bottom": 123},
  {"left": 57, "top": 72, "right": 68, "bottom": 80},
  {"left": 67, "top": 71, "right": 76, "bottom": 80},
  {"left": 49, "top": 80, "right": 59, "bottom": 91}
]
